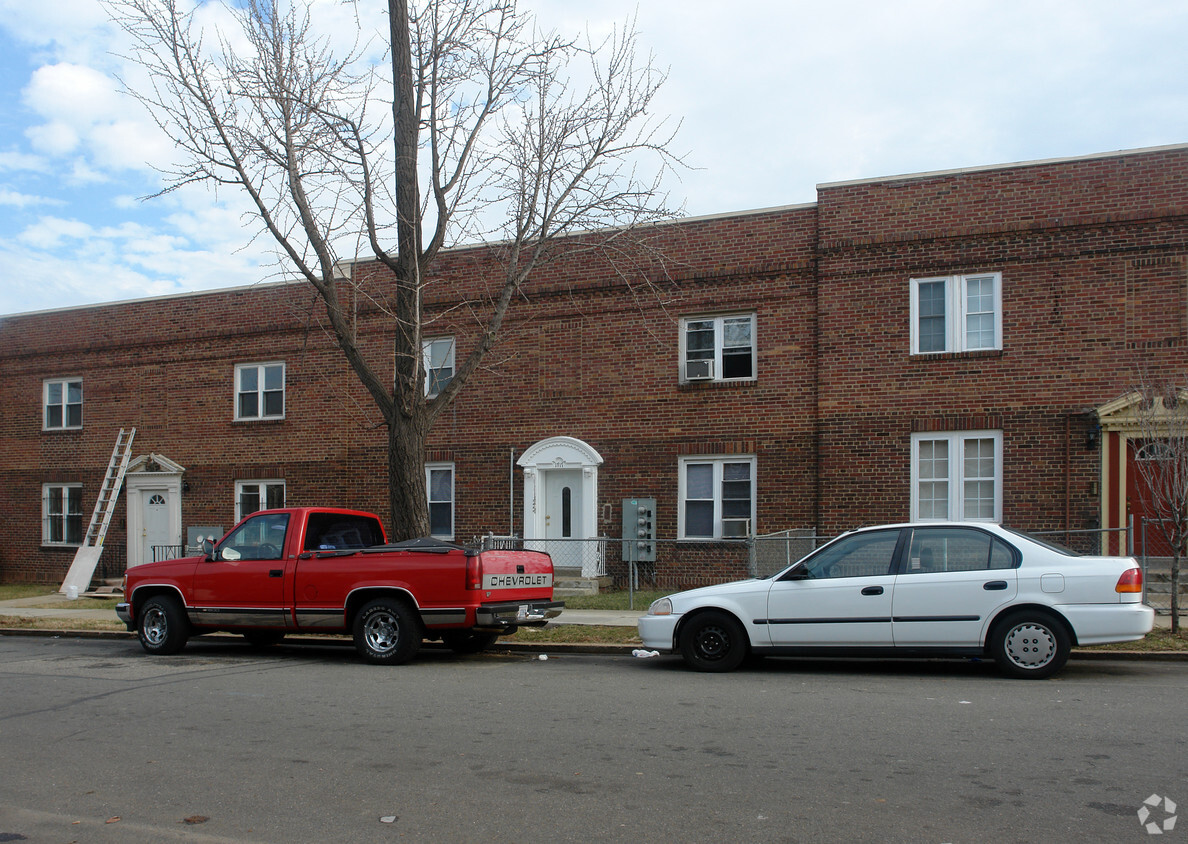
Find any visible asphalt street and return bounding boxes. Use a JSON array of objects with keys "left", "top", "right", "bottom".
[{"left": 0, "top": 635, "right": 1185, "bottom": 843}]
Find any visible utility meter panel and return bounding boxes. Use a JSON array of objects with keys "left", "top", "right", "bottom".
[{"left": 621, "top": 498, "right": 656, "bottom": 562}]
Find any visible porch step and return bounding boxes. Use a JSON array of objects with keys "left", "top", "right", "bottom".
[{"left": 554, "top": 577, "right": 602, "bottom": 597}]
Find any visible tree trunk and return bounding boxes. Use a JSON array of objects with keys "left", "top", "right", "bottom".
[{"left": 387, "top": 415, "right": 431, "bottom": 541}]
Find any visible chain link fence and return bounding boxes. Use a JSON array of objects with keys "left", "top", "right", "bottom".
[{"left": 1136, "top": 518, "right": 1184, "bottom": 618}]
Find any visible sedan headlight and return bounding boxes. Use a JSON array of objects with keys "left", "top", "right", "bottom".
[{"left": 648, "top": 597, "right": 673, "bottom": 616}]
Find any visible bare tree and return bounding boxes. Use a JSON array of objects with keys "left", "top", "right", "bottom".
[
  {"left": 1127, "top": 378, "right": 1188, "bottom": 634},
  {"left": 108, "top": 0, "right": 682, "bottom": 537}
]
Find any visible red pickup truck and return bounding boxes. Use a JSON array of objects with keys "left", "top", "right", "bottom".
[{"left": 116, "top": 507, "right": 562, "bottom": 664}]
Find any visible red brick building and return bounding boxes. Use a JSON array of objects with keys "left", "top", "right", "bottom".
[{"left": 3, "top": 144, "right": 1187, "bottom": 587}]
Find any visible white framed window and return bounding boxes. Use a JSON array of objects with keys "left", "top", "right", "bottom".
[
  {"left": 235, "top": 480, "right": 286, "bottom": 521},
  {"left": 680, "top": 313, "right": 756, "bottom": 383},
  {"left": 43, "top": 378, "right": 83, "bottom": 430},
  {"left": 42, "top": 483, "right": 83, "bottom": 545},
  {"left": 910, "top": 431, "right": 1002, "bottom": 522},
  {"left": 426, "top": 462, "right": 454, "bottom": 539},
  {"left": 910, "top": 273, "right": 1001, "bottom": 355},
  {"left": 422, "top": 337, "right": 455, "bottom": 397},
  {"left": 235, "top": 362, "right": 285, "bottom": 420},
  {"left": 678, "top": 456, "right": 756, "bottom": 539}
]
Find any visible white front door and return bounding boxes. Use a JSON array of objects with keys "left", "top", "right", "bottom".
[
  {"left": 518, "top": 437, "right": 604, "bottom": 577},
  {"left": 543, "top": 469, "right": 584, "bottom": 570},
  {"left": 141, "top": 489, "right": 173, "bottom": 564}
]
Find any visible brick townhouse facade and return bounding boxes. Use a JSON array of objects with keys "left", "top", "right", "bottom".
[{"left": 2, "top": 143, "right": 1187, "bottom": 587}]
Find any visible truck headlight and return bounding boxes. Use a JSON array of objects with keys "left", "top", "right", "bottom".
[{"left": 648, "top": 597, "right": 673, "bottom": 616}]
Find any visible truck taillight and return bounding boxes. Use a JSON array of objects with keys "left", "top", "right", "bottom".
[
  {"left": 466, "top": 556, "right": 482, "bottom": 590},
  {"left": 1116, "top": 567, "right": 1143, "bottom": 593}
]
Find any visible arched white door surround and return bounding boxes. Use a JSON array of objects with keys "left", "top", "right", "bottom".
[
  {"left": 518, "top": 437, "right": 603, "bottom": 576},
  {"left": 125, "top": 453, "right": 185, "bottom": 566}
]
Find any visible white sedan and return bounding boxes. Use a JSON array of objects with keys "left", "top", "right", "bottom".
[{"left": 638, "top": 523, "right": 1154, "bottom": 679}]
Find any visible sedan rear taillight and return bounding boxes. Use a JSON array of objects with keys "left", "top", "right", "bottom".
[{"left": 1115, "top": 567, "right": 1143, "bottom": 593}]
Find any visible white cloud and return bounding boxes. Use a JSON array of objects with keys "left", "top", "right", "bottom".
[
  {"left": 0, "top": 150, "right": 48, "bottom": 173},
  {"left": 3, "top": 0, "right": 1188, "bottom": 315},
  {"left": 24, "top": 63, "right": 124, "bottom": 125},
  {"left": 24, "top": 121, "right": 80, "bottom": 157},
  {"left": 0, "top": 188, "right": 59, "bottom": 208},
  {"left": 16, "top": 216, "right": 96, "bottom": 249}
]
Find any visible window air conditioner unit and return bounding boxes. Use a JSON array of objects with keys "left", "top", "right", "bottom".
[
  {"left": 685, "top": 359, "right": 714, "bottom": 381},
  {"left": 722, "top": 518, "right": 751, "bottom": 538}
]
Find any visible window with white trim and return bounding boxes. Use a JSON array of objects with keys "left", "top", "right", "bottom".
[
  {"left": 42, "top": 483, "right": 83, "bottom": 545},
  {"left": 43, "top": 378, "right": 83, "bottom": 430},
  {"left": 235, "top": 480, "right": 286, "bottom": 521},
  {"left": 426, "top": 463, "right": 454, "bottom": 539},
  {"left": 235, "top": 363, "right": 285, "bottom": 420},
  {"left": 680, "top": 314, "right": 756, "bottom": 383},
  {"left": 910, "top": 431, "right": 1002, "bottom": 522},
  {"left": 679, "top": 456, "right": 756, "bottom": 538},
  {"left": 422, "top": 337, "right": 455, "bottom": 397},
  {"left": 910, "top": 273, "right": 1001, "bottom": 354}
]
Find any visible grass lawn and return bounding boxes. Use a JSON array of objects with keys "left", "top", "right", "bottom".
[
  {"left": 0, "top": 584, "right": 58, "bottom": 601},
  {"left": 559, "top": 589, "right": 668, "bottom": 610}
]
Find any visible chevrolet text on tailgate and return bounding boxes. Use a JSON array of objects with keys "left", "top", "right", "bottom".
[{"left": 116, "top": 507, "right": 563, "bottom": 664}]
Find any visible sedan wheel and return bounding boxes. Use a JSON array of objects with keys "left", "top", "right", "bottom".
[
  {"left": 679, "top": 610, "right": 747, "bottom": 672},
  {"left": 991, "top": 611, "right": 1070, "bottom": 680}
]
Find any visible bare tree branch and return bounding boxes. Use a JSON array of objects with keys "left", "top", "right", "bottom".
[{"left": 106, "top": 0, "right": 684, "bottom": 537}]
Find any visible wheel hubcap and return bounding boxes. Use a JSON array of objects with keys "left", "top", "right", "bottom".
[
  {"left": 694, "top": 625, "right": 730, "bottom": 661},
  {"left": 365, "top": 612, "right": 399, "bottom": 654},
  {"left": 143, "top": 608, "right": 167, "bottom": 646},
  {"left": 1004, "top": 621, "right": 1056, "bottom": 669}
]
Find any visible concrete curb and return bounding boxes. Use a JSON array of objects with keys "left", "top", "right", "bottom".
[{"left": 1, "top": 626, "right": 1185, "bottom": 660}]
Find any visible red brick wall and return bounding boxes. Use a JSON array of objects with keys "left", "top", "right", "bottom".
[
  {"left": 3, "top": 146, "right": 1188, "bottom": 587},
  {"left": 815, "top": 147, "right": 1188, "bottom": 533}
]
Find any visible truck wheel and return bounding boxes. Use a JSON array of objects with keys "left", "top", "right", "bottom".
[
  {"left": 138, "top": 595, "right": 189, "bottom": 656},
  {"left": 442, "top": 631, "right": 500, "bottom": 654},
  {"left": 354, "top": 598, "right": 422, "bottom": 665}
]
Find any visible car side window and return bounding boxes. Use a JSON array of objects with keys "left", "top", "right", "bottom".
[
  {"left": 798, "top": 531, "right": 900, "bottom": 579},
  {"left": 219, "top": 513, "right": 290, "bottom": 561},
  {"left": 905, "top": 528, "right": 1016, "bottom": 573}
]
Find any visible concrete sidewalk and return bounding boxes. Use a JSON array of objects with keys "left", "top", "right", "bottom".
[{"left": 0, "top": 591, "right": 647, "bottom": 628}]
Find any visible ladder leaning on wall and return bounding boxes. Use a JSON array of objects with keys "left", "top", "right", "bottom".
[{"left": 59, "top": 428, "right": 137, "bottom": 596}]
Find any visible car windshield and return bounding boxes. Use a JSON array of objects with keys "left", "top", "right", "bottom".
[{"left": 1002, "top": 527, "right": 1081, "bottom": 556}]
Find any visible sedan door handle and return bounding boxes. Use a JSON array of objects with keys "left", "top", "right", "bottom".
[
  {"left": 983, "top": 580, "right": 1008, "bottom": 591},
  {"left": 861, "top": 586, "right": 884, "bottom": 596}
]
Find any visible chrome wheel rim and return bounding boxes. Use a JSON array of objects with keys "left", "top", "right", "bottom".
[
  {"left": 364, "top": 611, "right": 399, "bottom": 654},
  {"left": 1004, "top": 621, "right": 1056, "bottom": 669},
  {"left": 143, "top": 607, "right": 167, "bottom": 646}
]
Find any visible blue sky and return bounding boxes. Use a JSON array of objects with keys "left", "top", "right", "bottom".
[{"left": 3, "top": 0, "right": 1188, "bottom": 316}]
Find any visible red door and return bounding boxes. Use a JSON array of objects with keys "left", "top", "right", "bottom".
[{"left": 1127, "top": 440, "right": 1175, "bottom": 557}]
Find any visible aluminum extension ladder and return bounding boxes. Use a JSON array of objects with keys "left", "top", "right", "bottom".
[{"left": 59, "top": 428, "right": 137, "bottom": 595}]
